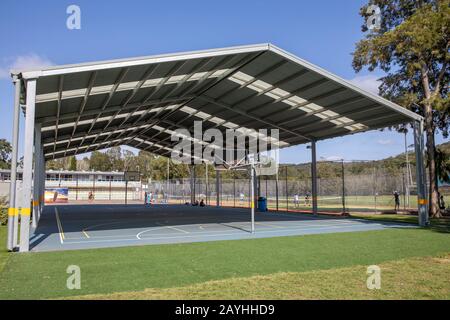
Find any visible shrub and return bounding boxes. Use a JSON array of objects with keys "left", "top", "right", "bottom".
[{"left": 0, "top": 196, "right": 8, "bottom": 226}]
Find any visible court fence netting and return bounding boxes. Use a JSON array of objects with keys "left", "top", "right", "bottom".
[{"left": 39, "top": 160, "right": 449, "bottom": 215}]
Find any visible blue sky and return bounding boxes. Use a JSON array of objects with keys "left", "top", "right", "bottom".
[{"left": 0, "top": 0, "right": 447, "bottom": 164}]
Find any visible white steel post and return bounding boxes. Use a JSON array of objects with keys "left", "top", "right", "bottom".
[
  {"left": 7, "top": 76, "right": 21, "bottom": 251},
  {"left": 40, "top": 150, "right": 45, "bottom": 218},
  {"left": 32, "top": 123, "right": 41, "bottom": 228},
  {"left": 413, "top": 121, "right": 429, "bottom": 226},
  {"left": 19, "top": 78, "right": 37, "bottom": 252},
  {"left": 250, "top": 164, "right": 255, "bottom": 233}
]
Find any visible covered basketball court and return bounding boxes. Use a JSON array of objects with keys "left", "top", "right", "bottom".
[
  {"left": 31, "top": 204, "right": 416, "bottom": 252},
  {"left": 7, "top": 44, "right": 428, "bottom": 252}
]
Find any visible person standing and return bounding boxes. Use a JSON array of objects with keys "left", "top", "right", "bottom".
[
  {"left": 305, "top": 191, "right": 311, "bottom": 206},
  {"left": 147, "top": 191, "right": 153, "bottom": 205},
  {"left": 393, "top": 191, "right": 400, "bottom": 212},
  {"left": 294, "top": 194, "right": 300, "bottom": 208}
]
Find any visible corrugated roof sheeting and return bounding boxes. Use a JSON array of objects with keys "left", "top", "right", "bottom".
[{"left": 14, "top": 44, "right": 420, "bottom": 161}]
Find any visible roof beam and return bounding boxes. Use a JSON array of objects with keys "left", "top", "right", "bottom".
[
  {"left": 39, "top": 95, "right": 193, "bottom": 129},
  {"left": 52, "top": 76, "right": 64, "bottom": 158},
  {"left": 124, "top": 52, "right": 263, "bottom": 148},
  {"left": 62, "top": 71, "right": 97, "bottom": 156},
  {"left": 278, "top": 96, "right": 367, "bottom": 126},
  {"left": 198, "top": 95, "right": 312, "bottom": 141},
  {"left": 96, "top": 61, "right": 189, "bottom": 151}
]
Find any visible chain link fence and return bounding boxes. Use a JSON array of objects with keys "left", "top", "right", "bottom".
[{"left": 144, "top": 160, "right": 428, "bottom": 214}]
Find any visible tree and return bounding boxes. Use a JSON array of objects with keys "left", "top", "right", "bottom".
[
  {"left": 106, "top": 147, "right": 124, "bottom": 171},
  {"left": 352, "top": 0, "right": 449, "bottom": 217},
  {"left": 435, "top": 147, "right": 450, "bottom": 184},
  {"left": 69, "top": 156, "right": 77, "bottom": 171},
  {"left": 89, "top": 151, "right": 112, "bottom": 171},
  {"left": 77, "top": 157, "right": 90, "bottom": 171},
  {"left": 0, "top": 139, "right": 12, "bottom": 169}
]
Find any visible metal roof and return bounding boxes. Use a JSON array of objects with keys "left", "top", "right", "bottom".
[{"left": 14, "top": 43, "right": 422, "bottom": 161}]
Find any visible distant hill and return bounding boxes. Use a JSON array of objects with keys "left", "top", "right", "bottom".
[{"left": 281, "top": 141, "right": 450, "bottom": 180}]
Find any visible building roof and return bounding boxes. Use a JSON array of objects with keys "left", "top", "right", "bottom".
[{"left": 13, "top": 43, "right": 422, "bottom": 161}]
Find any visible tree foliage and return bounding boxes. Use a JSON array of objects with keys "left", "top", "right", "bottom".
[
  {"left": 352, "top": 0, "right": 449, "bottom": 217},
  {"left": 0, "top": 139, "right": 12, "bottom": 169},
  {"left": 353, "top": 0, "right": 449, "bottom": 127}
]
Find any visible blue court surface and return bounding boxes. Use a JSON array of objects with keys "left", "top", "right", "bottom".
[{"left": 29, "top": 204, "right": 416, "bottom": 252}]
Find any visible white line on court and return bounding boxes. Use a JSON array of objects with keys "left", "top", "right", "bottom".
[
  {"left": 54, "top": 207, "right": 65, "bottom": 244},
  {"left": 64, "top": 222, "right": 391, "bottom": 246},
  {"left": 156, "top": 222, "right": 190, "bottom": 234},
  {"left": 136, "top": 226, "right": 182, "bottom": 239}
]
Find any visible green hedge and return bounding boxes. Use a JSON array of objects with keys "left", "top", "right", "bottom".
[{"left": 0, "top": 196, "right": 8, "bottom": 226}]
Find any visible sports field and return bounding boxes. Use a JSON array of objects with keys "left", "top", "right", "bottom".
[
  {"left": 0, "top": 216, "right": 449, "bottom": 300},
  {"left": 207, "top": 195, "right": 450, "bottom": 213}
]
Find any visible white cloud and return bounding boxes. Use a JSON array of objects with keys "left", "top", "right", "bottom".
[
  {"left": 0, "top": 54, "right": 53, "bottom": 79},
  {"left": 348, "top": 74, "right": 381, "bottom": 95},
  {"left": 377, "top": 139, "right": 394, "bottom": 145}
]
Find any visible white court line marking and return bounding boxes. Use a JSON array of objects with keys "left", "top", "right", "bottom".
[
  {"left": 136, "top": 226, "right": 185, "bottom": 239},
  {"left": 54, "top": 207, "right": 65, "bottom": 244},
  {"left": 77, "top": 222, "right": 384, "bottom": 245},
  {"left": 64, "top": 222, "right": 390, "bottom": 245},
  {"left": 156, "top": 222, "right": 190, "bottom": 234},
  {"left": 82, "top": 220, "right": 122, "bottom": 232}
]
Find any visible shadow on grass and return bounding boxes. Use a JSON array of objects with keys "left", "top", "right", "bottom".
[{"left": 429, "top": 219, "right": 450, "bottom": 234}]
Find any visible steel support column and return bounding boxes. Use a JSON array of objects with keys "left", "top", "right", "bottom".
[
  {"left": 413, "top": 121, "right": 429, "bottom": 226},
  {"left": 32, "top": 123, "right": 42, "bottom": 228},
  {"left": 7, "top": 76, "right": 21, "bottom": 251},
  {"left": 39, "top": 150, "right": 45, "bottom": 219},
  {"left": 250, "top": 165, "right": 255, "bottom": 233},
  {"left": 20, "top": 78, "right": 37, "bottom": 252},
  {"left": 311, "top": 141, "right": 318, "bottom": 215}
]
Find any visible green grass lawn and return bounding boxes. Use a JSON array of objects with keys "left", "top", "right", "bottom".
[
  {"left": 72, "top": 254, "right": 450, "bottom": 300},
  {"left": 266, "top": 194, "right": 450, "bottom": 213},
  {"left": 1, "top": 227, "right": 450, "bottom": 299},
  {"left": 0, "top": 226, "right": 10, "bottom": 273}
]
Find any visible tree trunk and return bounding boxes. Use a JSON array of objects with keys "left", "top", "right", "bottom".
[{"left": 424, "top": 102, "right": 441, "bottom": 218}]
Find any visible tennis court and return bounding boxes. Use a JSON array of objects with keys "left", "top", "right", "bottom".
[{"left": 28, "top": 204, "right": 416, "bottom": 252}]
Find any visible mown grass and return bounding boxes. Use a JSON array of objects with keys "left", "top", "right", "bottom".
[
  {"left": 350, "top": 214, "right": 419, "bottom": 224},
  {"left": 0, "top": 226, "right": 10, "bottom": 273},
  {"left": 71, "top": 254, "right": 450, "bottom": 300},
  {"left": 1, "top": 228, "right": 450, "bottom": 299},
  {"left": 350, "top": 214, "right": 450, "bottom": 232}
]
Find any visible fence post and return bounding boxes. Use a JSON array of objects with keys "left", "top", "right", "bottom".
[
  {"left": 93, "top": 174, "right": 96, "bottom": 198},
  {"left": 205, "top": 163, "right": 209, "bottom": 206},
  {"left": 311, "top": 141, "right": 318, "bottom": 215},
  {"left": 341, "top": 160, "right": 346, "bottom": 214},
  {"left": 285, "top": 166, "right": 288, "bottom": 212},
  {"left": 276, "top": 171, "right": 279, "bottom": 211},
  {"left": 215, "top": 170, "right": 220, "bottom": 207},
  {"left": 233, "top": 172, "right": 236, "bottom": 208}
]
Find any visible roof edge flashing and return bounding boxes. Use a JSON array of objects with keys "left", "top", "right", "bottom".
[
  {"left": 17, "top": 43, "right": 271, "bottom": 78},
  {"left": 19, "top": 70, "right": 42, "bottom": 80}
]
